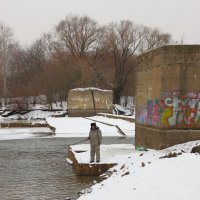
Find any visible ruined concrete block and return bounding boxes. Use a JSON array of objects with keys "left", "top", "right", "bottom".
[{"left": 68, "top": 88, "right": 113, "bottom": 117}]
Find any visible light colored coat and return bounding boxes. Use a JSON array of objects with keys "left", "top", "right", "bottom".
[{"left": 89, "top": 128, "right": 102, "bottom": 146}]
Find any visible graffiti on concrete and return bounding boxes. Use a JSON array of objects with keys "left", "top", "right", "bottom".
[
  {"left": 162, "top": 93, "right": 200, "bottom": 128},
  {"left": 137, "top": 100, "right": 160, "bottom": 126},
  {"left": 137, "top": 107, "right": 148, "bottom": 124},
  {"left": 147, "top": 99, "right": 160, "bottom": 126},
  {"left": 137, "top": 92, "right": 200, "bottom": 128}
]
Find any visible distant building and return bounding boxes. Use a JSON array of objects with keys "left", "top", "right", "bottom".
[
  {"left": 135, "top": 45, "right": 200, "bottom": 149},
  {"left": 68, "top": 88, "right": 113, "bottom": 117}
]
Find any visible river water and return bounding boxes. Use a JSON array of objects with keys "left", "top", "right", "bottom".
[{"left": 0, "top": 132, "right": 134, "bottom": 200}]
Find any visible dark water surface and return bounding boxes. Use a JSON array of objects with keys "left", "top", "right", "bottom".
[{"left": 0, "top": 136, "right": 134, "bottom": 200}]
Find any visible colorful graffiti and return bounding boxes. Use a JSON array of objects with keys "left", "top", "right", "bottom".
[
  {"left": 147, "top": 99, "right": 160, "bottom": 126},
  {"left": 137, "top": 92, "right": 200, "bottom": 128},
  {"left": 162, "top": 94, "right": 200, "bottom": 128},
  {"left": 137, "top": 107, "right": 147, "bottom": 124}
]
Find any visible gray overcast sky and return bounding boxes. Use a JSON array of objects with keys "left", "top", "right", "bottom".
[{"left": 0, "top": 0, "right": 199, "bottom": 46}]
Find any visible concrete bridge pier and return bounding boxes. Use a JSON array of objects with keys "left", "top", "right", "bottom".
[{"left": 135, "top": 45, "right": 200, "bottom": 149}]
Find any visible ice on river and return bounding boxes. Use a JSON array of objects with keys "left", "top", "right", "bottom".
[{"left": 0, "top": 127, "right": 51, "bottom": 141}]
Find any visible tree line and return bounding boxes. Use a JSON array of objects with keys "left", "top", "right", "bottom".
[{"left": 0, "top": 15, "right": 172, "bottom": 107}]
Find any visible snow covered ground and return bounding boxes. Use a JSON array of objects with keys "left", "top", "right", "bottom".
[
  {"left": 46, "top": 116, "right": 135, "bottom": 138},
  {"left": 78, "top": 141, "right": 200, "bottom": 200},
  {"left": 70, "top": 144, "right": 134, "bottom": 164}
]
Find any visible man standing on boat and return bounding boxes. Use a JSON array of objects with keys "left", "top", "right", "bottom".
[{"left": 88, "top": 123, "right": 102, "bottom": 163}]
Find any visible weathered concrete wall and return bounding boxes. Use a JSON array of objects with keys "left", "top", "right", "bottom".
[
  {"left": 68, "top": 88, "right": 113, "bottom": 117},
  {"left": 67, "top": 148, "right": 116, "bottom": 176},
  {"left": 136, "top": 125, "right": 200, "bottom": 150},
  {"left": 135, "top": 45, "right": 200, "bottom": 149}
]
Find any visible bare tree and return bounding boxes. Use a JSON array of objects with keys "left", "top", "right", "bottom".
[
  {"left": 26, "top": 37, "right": 50, "bottom": 72},
  {"left": 104, "top": 21, "right": 172, "bottom": 103},
  {"left": 0, "top": 22, "right": 15, "bottom": 104},
  {"left": 55, "top": 15, "right": 103, "bottom": 58},
  {"left": 104, "top": 20, "right": 144, "bottom": 103},
  {"left": 54, "top": 15, "right": 107, "bottom": 86},
  {"left": 139, "top": 26, "right": 172, "bottom": 53},
  {"left": 7, "top": 38, "right": 49, "bottom": 98}
]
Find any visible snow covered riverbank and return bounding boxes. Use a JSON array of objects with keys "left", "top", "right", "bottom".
[
  {"left": 78, "top": 141, "right": 200, "bottom": 200},
  {"left": 46, "top": 116, "right": 134, "bottom": 138}
]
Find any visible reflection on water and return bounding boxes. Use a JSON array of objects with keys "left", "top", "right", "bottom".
[{"left": 0, "top": 136, "right": 134, "bottom": 200}]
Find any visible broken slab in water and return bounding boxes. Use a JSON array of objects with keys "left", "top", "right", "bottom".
[{"left": 67, "top": 144, "right": 134, "bottom": 176}]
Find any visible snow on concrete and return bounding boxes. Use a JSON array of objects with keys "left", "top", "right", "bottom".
[
  {"left": 71, "top": 144, "right": 134, "bottom": 164},
  {"left": 98, "top": 113, "right": 135, "bottom": 120},
  {"left": 78, "top": 141, "right": 200, "bottom": 200},
  {"left": 0, "top": 127, "right": 51, "bottom": 141},
  {"left": 66, "top": 158, "right": 73, "bottom": 165},
  {"left": 46, "top": 116, "right": 134, "bottom": 138},
  {"left": 71, "top": 87, "right": 112, "bottom": 92}
]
